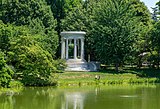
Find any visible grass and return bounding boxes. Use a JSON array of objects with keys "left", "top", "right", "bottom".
[
  {"left": 0, "top": 86, "right": 24, "bottom": 96},
  {"left": 57, "top": 69, "right": 160, "bottom": 86}
]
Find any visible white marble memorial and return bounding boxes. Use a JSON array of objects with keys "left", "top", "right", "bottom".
[{"left": 60, "top": 31, "right": 98, "bottom": 71}]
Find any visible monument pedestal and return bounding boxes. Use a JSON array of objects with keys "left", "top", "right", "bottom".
[
  {"left": 65, "top": 59, "right": 89, "bottom": 71},
  {"left": 65, "top": 59, "right": 99, "bottom": 72}
]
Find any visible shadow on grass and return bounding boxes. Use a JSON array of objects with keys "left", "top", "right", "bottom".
[
  {"left": 129, "top": 68, "right": 160, "bottom": 78},
  {"left": 99, "top": 68, "right": 160, "bottom": 78}
]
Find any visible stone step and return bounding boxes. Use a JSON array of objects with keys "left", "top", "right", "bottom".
[
  {"left": 65, "top": 59, "right": 100, "bottom": 71},
  {"left": 66, "top": 59, "right": 86, "bottom": 63},
  {"left": 65, "top": 60, "right": 89, "bottom": 71}
]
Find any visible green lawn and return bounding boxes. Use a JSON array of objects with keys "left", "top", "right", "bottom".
[{"left": 57, "top": 69, "right": 159, "bottom": 86}]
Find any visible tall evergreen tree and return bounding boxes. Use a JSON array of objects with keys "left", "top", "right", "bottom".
[
  {"left": 156, "top": 1, "right": 160, "bottom": 14},
  {"left": 46, "top": 0, "right": 83, "bottom": 57},
  {"left": 151, "top": 7, "right": 158, "bottom": 22},
  {"left": 46, "top": 0, "right": 83, "bottom": 34},
  {"left": 62, "top": 0, "right": 98, "bottom": 61}
]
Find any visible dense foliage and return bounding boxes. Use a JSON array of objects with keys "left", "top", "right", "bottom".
[
  {"left": 0, "top": 0, "right": 160, "bottom": 87},
  {"left": 0, "top": 52, "right": 14, "bottom": 87},
  {"left": 0, "top": 0, "right": 58, "bottom": 57},
  {"left": 91, "top": 0, "right": 139, "bottom": 70},
  {"left": 9, "top": 36, "right": 57, "bottom": 86},
  {"left": 146, "top": 1, "right": 160, "bottom": 69},
  {"left": 62, "top": 0, "right": 152, "bottom": 71},
  {"left": 0, "top": 21, "right": 62, "bottom": 86},
  {"left": 149, "top": 21, "right": 160, "bottom": 68}
]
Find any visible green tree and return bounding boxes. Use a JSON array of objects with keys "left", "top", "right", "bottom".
[
  {"left": 0, "top": 21, "right": 11, "bottom": 53},
  {"left": 0, "top": 0, "right": 58, "bottom": 57},
  {"left": 149, "top": 21, "right": 160, "bottom": 69},
  {"left": 91, "top": 0, "right": 145, "bottom": 71},
  {"left": 46, "top": 0, "right": 83, "bottom": 57},
  {"left": 131, "top": 0, "right": 151, "bottom": 26},
  {"left": 8, "top": 35, "right": 58, "bottom": 86},
  {"left": 62, "top": 0, "right": 151, "bottom": 69},
  {"left": 62, "top": 0, "right": 97, "bottom": 61},
  {"left": 129, "top": 0, "right": 152, "bottom": 68},
  {"left": 0, "top": 21, "right": 64, "bottom": 86},
  {"left": 46, "top": 0, "right": 83, "bottom": 33},
  {"left": 156, "top": 1, "right": 160, "bottom": 15},
  {"left": 151, "top": 7, "right": 158, "bottom": 22},
  {"left": 0, "top": 51, "right": 14, "bottom": 87}
]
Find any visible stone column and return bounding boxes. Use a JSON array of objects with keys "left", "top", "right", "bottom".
[
  {"left": 74, "top": 38, "right": 77, "bottom": 59},
  {"left": 61, "top": 38, "right": 65, "bottom": 59},
  {"left": 81, "top": 38, "right": 84, "bottom": 60},
  {"left": 66, "top": 38, "right": 69, "bottom": 59}
]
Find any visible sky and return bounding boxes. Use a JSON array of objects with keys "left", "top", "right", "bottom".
[{"left": 140, "top": 0, "right": 159, "bottom": 12}]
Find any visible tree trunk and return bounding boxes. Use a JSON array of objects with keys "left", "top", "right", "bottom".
[
  {"left": 115, "top": 63, "right": 119, "bottom": 72},
  {"left": 158, "top": 50, "right": 160, "bottom": 69},
  {"left": 137, "top": 56, "right": 142, "bottom": 69}
]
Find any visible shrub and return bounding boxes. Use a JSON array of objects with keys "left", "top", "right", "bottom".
[
  {"left": 9, "top": 80, "right": 23, "bottom": 88},
  {"left": 54, "top": 59, "right": 67, "bottom": 72},
  {"left": 0, "top": 52, "right": 14, "bottom": 87},
  {"left": 8, "top": 36, "right": 58, "bottom": 86}
]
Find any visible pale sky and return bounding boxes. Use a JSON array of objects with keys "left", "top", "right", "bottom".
[{"left": 141, "top": 0, "right": 159, "bottom": 12}]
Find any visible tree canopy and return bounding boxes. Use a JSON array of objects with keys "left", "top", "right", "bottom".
[
  {"left": 0, "top": 0, "right": 58, "bottom": 57},
  {"left": 0, "top": 51, "right": 14, "bottom": 87},
  {"left": 0, "top": 21, "right": 61, "bottom": 86},
  {"left": 62, "top": 0, "right": 152, "bottom": 71}
]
